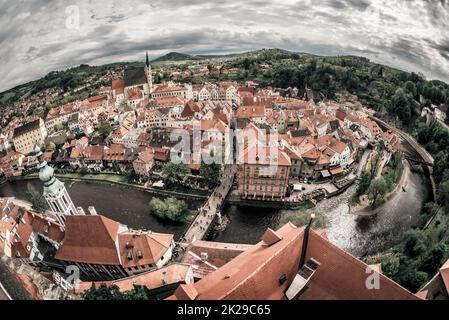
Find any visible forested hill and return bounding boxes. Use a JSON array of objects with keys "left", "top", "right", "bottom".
[
  {"left": 224, "top": 49, "right": 449, "bottom": 127},
  {"left": 1, "top": 48, "right": 448, "bottom": 128}
]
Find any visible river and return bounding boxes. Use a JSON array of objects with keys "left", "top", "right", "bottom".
[
  {"left": 0, "top": 179, "right": 201, "bottom": 239},
  {"left": 0, "top": 159, "right": 430, "bottom": 257},
  {"left": 215, "top": 168, "right": 429, "bottom": 256}
]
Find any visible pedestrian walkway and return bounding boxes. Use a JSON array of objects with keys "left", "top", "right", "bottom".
[{"left": 179, "top": 164, "right": 236, "bottom": 245}]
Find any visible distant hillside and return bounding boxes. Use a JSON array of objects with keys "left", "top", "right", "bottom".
[
  {"left": 152, "top": 52, "right": 200, "bottom": 62},
  {"left": 1, "top": 48, "right": 448, "bottom": 125},
  {"left": 0, "top": 62, "right": 140, "bottom": 110}
]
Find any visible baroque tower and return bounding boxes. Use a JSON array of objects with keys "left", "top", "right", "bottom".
[
  {"left": 36, "top": 146, "right": 80, "bottom": 226},
  {"left": 145, "top": 51, "right": 153, "bottom": 93}
]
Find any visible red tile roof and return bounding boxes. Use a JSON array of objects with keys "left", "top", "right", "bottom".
[
  {"left": 55, "top": 215, "right": 121, "bottom": 265},
  {"left": 169, "top": 223, "right": 419, "bottom": 300},
  {"left": 440, "top": 260, "right": 449, "bottom": 294},
  {"left": 75, "top": 263, "right": 191, "bottom": 294},
  {"left": 118, "top": 231, "right": 173, "bottom": 268}
]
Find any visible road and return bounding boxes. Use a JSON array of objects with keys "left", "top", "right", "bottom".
[{"left": 369, "top": 115, "right": 434, "bottom": 165}]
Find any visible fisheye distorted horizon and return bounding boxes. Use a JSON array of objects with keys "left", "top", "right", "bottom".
[{"left": 0, "top": 0, "right": 449, "bottom": 92}]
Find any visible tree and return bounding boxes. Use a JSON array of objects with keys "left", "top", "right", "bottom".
[
  {"left": 111, "top": 160, "right": 120, "bottom": 173},
  {"left": 47, "top": 142, "right": 56, "bottom": 152},
  {"left": 200, "top": 161, "right": 221, "bottom": 189},
  {"left": 367, "top": 177, "right": 388, "bottom": 206},
  {"left": 390, "top": 88, "right": 416, "bottom": 125},
  {"left": 98, "top": 122, "right": 113, "bottom": 139},
  {"left": 82, "top": 284, "right": 151, "bottom": 300},
  {"left": 421, "top": 243, "right": 448, "bottom": 274},
  {"left": 390, "top": 150, "right": 403, "bottom": 170},
  {"left": 404, "top": 81, "right": 417, "bottom": 98},
  {"left": 402, "top": 270, "right": 428, "bottom": 293},
  {"left": 83, "top": 284, "right": 125, "bottom": 300},
  {"left": 279, "top": 209, "right": 328, "bottom": 229},
  {"left": 382, "top": 256, "right": 401, "bottom": 277},
  {"left": 123, "top": 169, "right": 138, "bottom": 183},
  {"left": 26, "top": 183, "right": 49, "bottom": 212},
  {"left": 403, "top": 230, "right": 428, "bottom": 258},
  {"left": 54, "top": 123, "right": 64, "bottom": 132},
  {"left": 162, "top": 161, "right": 189, "bottom": 187},
  {"left": 356, "top": 172, "right": 372, "bottom": 196},
  {"left": 149, "top": 197, "right": 189, "bottom": 222}
]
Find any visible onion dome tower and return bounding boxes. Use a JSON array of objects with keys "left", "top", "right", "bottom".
[{"left": 36, "top": 145, "right": 79, "bottom": 226}]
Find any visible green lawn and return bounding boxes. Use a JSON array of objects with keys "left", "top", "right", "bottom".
[{"left": 55, "top": 172, "right": 128, "bottom": 184}]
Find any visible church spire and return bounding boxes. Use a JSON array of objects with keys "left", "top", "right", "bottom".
[{"left": 146, "top": 51, "right": 150, "bottom": 68}]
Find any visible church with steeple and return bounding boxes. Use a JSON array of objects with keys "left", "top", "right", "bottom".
[
  {"left": 36, "top": 146, "right": 82, "bottom": 226},
  {"left": 145, "top": 51, "right": 153, "bottom": 94},
  {"left": 123, "top": 52, "right": 153, "bottom": 99}
]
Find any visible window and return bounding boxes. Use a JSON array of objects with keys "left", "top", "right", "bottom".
[{"left": 279, "top": 274, "right": 287, "bottom": 285}]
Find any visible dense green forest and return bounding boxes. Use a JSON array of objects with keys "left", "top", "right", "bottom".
[
  {"left": 365, "top": 120, "right": 449, "bottom": 292},
  {"left": 224, "top": 49, "right": 449, "bottom": 129}
]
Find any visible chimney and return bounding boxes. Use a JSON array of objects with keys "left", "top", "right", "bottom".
[
  {"left": 77, "top": 207, "right": 85, "bottom": 215},
  {"left": 299, "top": 213, "right": 315, "bottom": 269},
  {"left": 200, "top": 252, "right": 208, "bottom": 261},
  {"left": 88, "top": 206, "right": 98, "bottom": 215}
]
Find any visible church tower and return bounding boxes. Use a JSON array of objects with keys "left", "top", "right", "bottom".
[
  {"left": 145, "top": 51, "right": 153, "bottom": 94},
  {"left": 36, "top": 146, "right": 80, "bottom": 226}
]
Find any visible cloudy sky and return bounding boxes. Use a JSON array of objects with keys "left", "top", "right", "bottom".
[{"left": 1, "top": 0, "right": 448, "bottom": 92}]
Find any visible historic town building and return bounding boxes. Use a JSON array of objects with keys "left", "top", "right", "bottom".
[
  {"left": 12, "top": 118, "right": 48, "bottom": 155},
  {"left": 54, "top": 215, "right": 175, "bottom": 281}
]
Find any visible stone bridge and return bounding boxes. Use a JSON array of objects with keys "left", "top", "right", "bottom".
[{"left": 178, "top": 164, "right": 236, "bottom": 247}]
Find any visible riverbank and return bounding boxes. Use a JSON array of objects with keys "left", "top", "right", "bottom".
[
  {"left": 226, "top": 195, "right": 315, "bottom": 209},
  {"left": 350, "top": 160, "right": 408, "bottom": 216},
  {"left": 8, "top": 173, "right": 209, "bottom": 201}
]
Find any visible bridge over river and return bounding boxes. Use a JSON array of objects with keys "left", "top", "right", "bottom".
[{"left": 178, "top": 164, "right": 237, "bottom": 247}]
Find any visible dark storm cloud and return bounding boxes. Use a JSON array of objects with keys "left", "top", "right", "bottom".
[{"left": 0, "top": 0, "right": 448, "bottom": 92}]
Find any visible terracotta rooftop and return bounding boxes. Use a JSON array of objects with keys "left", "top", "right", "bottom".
[
  {"left": 440, "top": 260, "right": 449, "bottom": 295},
  {"left": 75, "top": 263, "right": 192, "bottom": 294},
  {"left": 118, "top": 231, "right": 173, "bottom": 268},
  {"left": 236, "top": 105, "right": 265, "bottom": 119},
  {"left": 55, "top": 215, "right": 121, "bottom": 265},
  {"left": 169, "top": 223, "right": 420, "bottom": 300},
  {"left": 238, "top": 145, "right": 291, "bottom": 167},
  {"left": 55, "top": 215, "right": 174, "bottom": 269}
]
